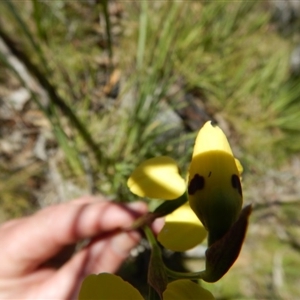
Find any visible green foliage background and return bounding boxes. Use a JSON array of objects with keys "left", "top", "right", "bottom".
[{"left": 1, "top": 1, "right": 300, "bottom": 298}]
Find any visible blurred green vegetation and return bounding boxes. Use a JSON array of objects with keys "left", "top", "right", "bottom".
[{"left": 1, "top": 0, "right": 300, "bottom": 298}]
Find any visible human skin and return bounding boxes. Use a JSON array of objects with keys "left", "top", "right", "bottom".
[{"left": 0, "top": 196, "right": 148, "bottom": 299}]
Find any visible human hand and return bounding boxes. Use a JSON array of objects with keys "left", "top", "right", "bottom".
[{"left": 0, "top": 196, "right": 148, "bottom": 299}]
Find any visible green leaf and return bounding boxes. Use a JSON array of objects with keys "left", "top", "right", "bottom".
[{"left": 144, "top": 226, "right": 168, "bottom": 299}]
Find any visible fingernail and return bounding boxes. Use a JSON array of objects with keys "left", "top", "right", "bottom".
[
  {"left": 126, "top": 202, "right": 148, "bottom": 213},
  {"left": 111, "top": 232, "right": 140, "bottom": 258},
  {"left": 152, "top": 217, "right": 165, "bottom": 234}
]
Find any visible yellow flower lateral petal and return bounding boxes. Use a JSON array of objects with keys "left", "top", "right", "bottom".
[
  {"left": 79, "top": 273, "right": 143, "bottom": 300},
  {"left": 157, "top": 204, "right": 207, "bottom": 252},
  {"left": 127, "top": 156, "right": 186, "bottom": 200},
  {"left": 188, "top": 121, "right": 243, "bottom": 245},
  {"left": 163, "top": 279, "right": 215, "bottom": 300},
  {"left": 235, "top": 158, "right": 243, "bottom": 176}
]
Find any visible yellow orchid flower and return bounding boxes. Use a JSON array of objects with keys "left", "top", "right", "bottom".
[
  {"left": 79, "top": 273, "right": 214, "bottom": 300},
  {"left": 78, "top": 122, "right": 246, "bottom": 299},
  {"left": 127, "top": 121, "right": 243, "bottom": 250},
  {"left": 188, "top": 121, "right": 243, "bottom": 245}
]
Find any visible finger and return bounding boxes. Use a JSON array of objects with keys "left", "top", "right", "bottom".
[
  {"left": 0, "top": 198, "right": 147, "bottom": 276},
  {"left": 83, "top": 230, "right": 141, "bottom": 274},
  {"left": 69, "top": 195, "right": 107, "bottom": 205},
  {"left": 152, "top": 217, "right": 165, "bottom": 235},
  {"left": 41, "top": 230, "right": 142, "bottom": 299}
]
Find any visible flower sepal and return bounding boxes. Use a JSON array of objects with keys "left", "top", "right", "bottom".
[{"left": 201, "top": 205, "right": 252, "bottom": 282}]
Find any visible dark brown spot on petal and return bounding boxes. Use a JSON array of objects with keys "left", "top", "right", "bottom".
[
  {"left": 211, "top": 120, "right": 218, "bottom": 127},
  {"left": 188, "top": 174, "right": 205, "bottom": 195},
  {"left": 231, "top": 174, "right": 242, "bottom": 196}
]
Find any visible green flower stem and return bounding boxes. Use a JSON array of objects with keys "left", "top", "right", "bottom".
[
  {"left": 143, "top": 225, "right": 157, "bottom": 247},
  {"left": 130, "top": 212, "right": 158, "bottom": 230},
  {"left": 148, "top": 285, "right": 161, "bottom": 300},
  {"left": 130, "top": 193, "right": 188, "bottom": 230},
  {"left": 153, "top": 193, "right": 187, "bottom": 216},
  {"left": 165, "top": 267, "right": 206, "bottom": 281}
]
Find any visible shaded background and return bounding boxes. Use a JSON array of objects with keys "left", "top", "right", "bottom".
[{"left": 1, "top": 1, "right": 300, "bottom": 298}]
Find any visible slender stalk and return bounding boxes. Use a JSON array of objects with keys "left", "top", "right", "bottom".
[
  {"left": 101, "top": 0, "right": 113, "bottom": 64},
  {"left": 165, "top": 266, "right": 205, "bottom": 281},
  {"left": 0, "top": 28, "right": 106, "bottom": 168},
  {"left": 3, "top": 0, "right": 49, "bottom": 73},
  {"left": 137, "top": 1, "right": 147, "bottom": 70},
  {"left": 143, "top": 225, "right": 157, "bottom": 249}
]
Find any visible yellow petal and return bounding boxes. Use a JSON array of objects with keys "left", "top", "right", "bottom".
[
  {"left": 127, "top": 156, "right": 186, "bottom": 200},
  {"left": 192, "top": 121, "right": 233, "bottom": 156},
  {"left": 79, "top": 273, "right": 143, "bottom": 300},
  {"left": 235, "top": 158, "right": 243, "bottom": 176},
  {"left": 157, "top": 204, "right": 207, "bottom": 251},
  {"left": 188, "top": 121, "right": 243, "bottom": 245},
  {"left": 163, "top": 279, "right": 215, "bottom": 300}
]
